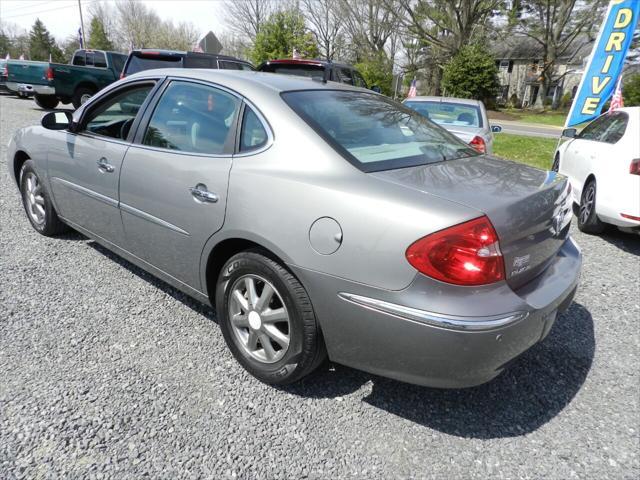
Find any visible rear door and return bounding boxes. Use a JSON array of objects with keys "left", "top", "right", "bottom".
[
  {"left": 47, "top": 80, "right": 158, "bottom": 245},
  {"left": 119, "top": 79, "right": 241, "bottom": 289}
]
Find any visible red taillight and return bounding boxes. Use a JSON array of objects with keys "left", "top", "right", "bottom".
[
  {"left": 406, "top": 216, "right": 505, "bottom": 286},
  {"left": 45, "top": 67, "right": 54, "bottom": 81},
  {"left": 621, "top": 213, "right": 640, "bottom": 221},
  {"left": 469, "top": 136, "right": 486, "bottom": 154},
  {"left": 630, "top": 158, "right": 640, "bottom": 175}
]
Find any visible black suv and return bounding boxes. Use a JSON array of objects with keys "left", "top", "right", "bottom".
[
  {"left": 122, "top": 50, "right": 254, "bottom": 78},
  {"left": 257, "top": 59, "right": 370, "bottom": 88}
]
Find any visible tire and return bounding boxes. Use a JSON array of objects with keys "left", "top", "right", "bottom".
[
  {"left": 216, "top": 250, "right": 326, "bottom": 385},
  {"left": 577, "top": 179, "right": 605, "bottom": 234},
  {"left": 19, "top": 160, "right": 69, "bottom": 236},
  {"left": 552, "top": 153, "right": 560, "bottom": 172},
  {"left": 72, "top": 86, "right": 95, "bottom": 109},
  {"left": 34, "top": 94, "right": 59, "bottom": 110}
]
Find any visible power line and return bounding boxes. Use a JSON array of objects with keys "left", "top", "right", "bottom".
[
  {"left": 1, "top": 1, "right": 53, "bottom": 14},
  {"left": 1, "top": 0, "right": 100, "bottom": 20}
]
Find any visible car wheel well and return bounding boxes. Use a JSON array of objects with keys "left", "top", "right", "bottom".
[
  {"left": 205, "top": 238, "right": 287, "bottom": 308},
  {"left": 13, "top": 151, "right": 31, "bottom": 186}
]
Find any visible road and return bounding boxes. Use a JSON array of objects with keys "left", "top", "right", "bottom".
[
  {"left": 1, "top": 93, "right": 639, "bottom": 479},
  {"left": 493, "top": 119, "right": 565, "bottom": 138}
]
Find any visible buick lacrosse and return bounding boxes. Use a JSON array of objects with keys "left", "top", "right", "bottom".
[{"left": 8, "top": 70, "right": 581, "bottom": 388}]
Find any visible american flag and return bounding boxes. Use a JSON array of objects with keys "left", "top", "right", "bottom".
[
  {"left": 407, "top": 77, "right": 417, "bottom": 98},
  {"left": 78, "top": 27, "right": 84, "bottom": 49},
  {"left": 609, "top": 76, "right": 624, "bottom": 112}
]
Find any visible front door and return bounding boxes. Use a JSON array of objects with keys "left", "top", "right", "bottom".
[
  {"left": 47, "top": 82, "right": 156, "bottom": 245},
  {"left": 119, "top": 80, "right": 240, "bottom": 290}
]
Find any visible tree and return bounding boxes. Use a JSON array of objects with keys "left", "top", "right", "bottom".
[
  {"left": 441, "top": 44, "right": 499, "bottom": 102},
  {"left": 302, "top": 0, "right": 345, "bottom": 60},
  {"left": 509, "top": 0, "right": 606, "bottom": 108},
  {"left": 355, "top": 52, "right": 395, "bottom": 95},
  {"left": 339, "top": 0, "right": 400, "bottom": 60},
  {"left": 28, "top": 19, "right": 63, "bottom": 62},
  {"left": 389, "top": 0, "right": 503, "bottom": 95},
  {"left": 88, "top": 16, "right": 114, "bottom": 50},
  {"left": 61, "top": 36, "right": 81, "bottom": 62},
  {"left": 223, "top": 0, "right": 274, "bottom": 42},
  {"left": 623, "top": 74, "right": 640, "bottom": 107},
  {"left": 249, "top": 10, "right": 319, "bottom": 65}
]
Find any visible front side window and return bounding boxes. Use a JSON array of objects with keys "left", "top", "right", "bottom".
[
  {"left": 125, "top": 54, "right": 183, "bottom": 75},
  {"left": 337, "top": 68, "right": 354, "bottom": 85},
  {"left": 240, "top": 106, "right": 268, "bottom": 152},
  {"left": 283, "top": 90, "right": 477, "bottom": 172},
  {"left": 578, "top": 115, "right": 613, "bottom": 141},
  {"left": 143, "top": 81, "right": 240, "bottom": 154},
  {"left": 352, "top": 71, "right": 368, "bottom": 88},
  {"left": 83, "top": 84, "right": 154, "bottom": 140},
  {"left": 600, "top": 112, "right": 628, "bottom": 144},
  {"left": 404, "top": 101, "right": 483, "bottom": 128}
]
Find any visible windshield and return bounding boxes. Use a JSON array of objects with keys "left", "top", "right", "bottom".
[
  {"left": 404, "top": 101, "right": 483, "bottom": 128},
  {"left": 282, "top": 90, "right": 478, "bottom": 172},
  {"left": 125, "top": 54, "right": 183, "bottom": 74},
  {"left": 263, "top": 64, "right": 325, "bottom": 80}
]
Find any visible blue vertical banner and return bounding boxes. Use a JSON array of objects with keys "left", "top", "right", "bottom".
[{"left": 565, "top": 0, "right": 640, "bottom": 127}]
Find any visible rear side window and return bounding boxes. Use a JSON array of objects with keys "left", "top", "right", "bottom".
[
  {"left": 240, "top": 107, "right": 268, "bottom": 152},
  {"left": 72, "top": 52, "right": 86, "bottom": 66},
  {"left": 125, "top": 54, "right": 183, "bottom": 75},
  {"left": 143, "top": 81, "right": 240, "bottom": 154},
  {"left": 90, "top": 52, "right": 107, "bottom": 68},
  {"left": 220, "top": 60, "right": 252, "bottom": 71},
  {"left": 184, "top": 56, "right": 215, "bottom": 68}
]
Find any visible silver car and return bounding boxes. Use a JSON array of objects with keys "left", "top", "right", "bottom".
[
  {"left": 403, "top": 96, "right": 502, "bottom": 154},
  {"left": 7, "top": 70, "right": 580, "bottom": 388}
]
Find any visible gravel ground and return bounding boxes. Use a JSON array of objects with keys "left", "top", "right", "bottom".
[{"left": 1, "top": 93, "right": 639, "bottom": 480}]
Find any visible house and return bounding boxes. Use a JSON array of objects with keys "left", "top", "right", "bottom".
[{"left": 492, "top": 36, "right": 593, "bottom": 108}]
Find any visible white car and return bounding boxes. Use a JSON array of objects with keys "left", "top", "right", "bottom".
[{"left": 554, "top": 107, "right": 640, "bottom": 233}]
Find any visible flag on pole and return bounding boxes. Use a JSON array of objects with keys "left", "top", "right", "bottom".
[
  {"left": 608, "top": 75, "right": 624, "bottom": 111},
  {"left": 564, "top": 0, "right": 639, "bottom": 127},
  {"left": 407, "top": 77, "right": 417, "bottom": 98},
  {"left": 78, "top": 27, "right": 84, "bottom": 49}
]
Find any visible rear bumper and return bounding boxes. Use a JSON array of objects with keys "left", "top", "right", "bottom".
[
  {"left": 6, "top": 82, "right": 54, "bottom": 95},
  {"left": 291, "top": 236, "right": 581, "bottom": 388}
]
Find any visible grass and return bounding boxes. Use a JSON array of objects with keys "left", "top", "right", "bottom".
[
  {"left": 491, "top": 109, "right": 568, "bottom": 127},
  {"left": 493, "top": 133, "right": 558, "bottom": 170}
]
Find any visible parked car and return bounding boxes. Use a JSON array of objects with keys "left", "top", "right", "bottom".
[
  {"left": 403, "top": 96, "right": 502, "bottom": 154},
  {"left": 257, "top": 59, "right": 371, "bottom": 89},
  {"left": 554, "top": 107, "right": 640, "bottom": 234},
  {"left": 0, "top": 59, "right": 8, "bottom": 92},
  {"left": 5, "top": 59, "right": 49, "bottom": 98},
  {"left": 7, "top": 69, "right": 580, "bottom": 388},
  {"left": 6, "top": 49, "right": 127, "bottom": 109},
  {"left": 121, "top": 49, "right": 253, "bottom": 78}
]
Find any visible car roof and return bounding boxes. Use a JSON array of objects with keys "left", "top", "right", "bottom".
[
  {"left": 259, "top": 58, "right": 354, "bottom": 69},
  {"left": 405, "top": 96, "right": 483, "bottom": 106},
  {"left": 132, "top": 49, "right": 251, "bottom": 63},
  {"left": 125, "top": 68, "right": 364, "bottom": 96}
]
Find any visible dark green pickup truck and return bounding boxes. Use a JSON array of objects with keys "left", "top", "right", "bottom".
[{"left": 6, "top": 49, "right": 127, "bottom": 109}]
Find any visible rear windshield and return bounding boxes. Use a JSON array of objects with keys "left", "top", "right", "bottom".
[
  {"left": 262, "top": 64, "right": 325, "bottom": 80},
  {"left": 125, "top": 54, "right": 183, "bottom": 74},
  {"left": 404, "top": 101, "right": 483, "bottom": 128},
  {"left": 283, "top": 90, "right": 477, "bottom": 172}
]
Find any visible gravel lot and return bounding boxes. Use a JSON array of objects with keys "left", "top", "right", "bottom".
[{"left": 1, "top": 93, "right": 639, "bottom": 480}]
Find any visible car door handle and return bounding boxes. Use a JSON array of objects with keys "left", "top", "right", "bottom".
[
  {"left": 189, "top": 184, "right": 219, "bottom": 203},
  {"left": 97, "top": 157, "right": 115, "bottom": 173}
]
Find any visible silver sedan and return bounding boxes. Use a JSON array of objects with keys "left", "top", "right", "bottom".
[
  {"left": 7, "top": 70, "right": 580, "bottom": 388},
  {"left": 403, "top": 96, "right": 502, "bottom": 154}
]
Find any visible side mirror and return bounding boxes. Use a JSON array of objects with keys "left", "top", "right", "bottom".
[
  {"left": 562, "top": 128, "right": 577, "bottom": 138},
  {"left": 41, "top": 111, "right": 73, "bottom": 130},
  {"left": 491, "top": 125, "right": 502, "bottom": 133},
  {"left": 371, "top": 85, "right": 381, "bottom": 94}
]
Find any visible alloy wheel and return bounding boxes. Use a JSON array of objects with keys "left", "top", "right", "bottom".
[
  {"left": 579, "top": 184, "right": 595, "bottom": 224},
  {"left": 23, "top": 172, "right": 46, "bottom": 226},
  {"left": 228, "top": 274, "right": 290, "bottom": 364}
]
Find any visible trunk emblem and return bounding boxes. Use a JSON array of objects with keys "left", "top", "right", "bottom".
[{"left": 511, "top": 254, "right": 531, "bottom": 276}]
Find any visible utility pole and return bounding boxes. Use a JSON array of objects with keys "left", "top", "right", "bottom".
[{"left": 78, "top": 0, "right": 86, "bottom": 48}]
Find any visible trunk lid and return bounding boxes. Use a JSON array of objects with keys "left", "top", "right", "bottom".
[
  {"left": 441, "top": 125, "right": 484, "bottom": 144},
  {"left": 372, "top": 155, "right": 572, "bottom": 289}
]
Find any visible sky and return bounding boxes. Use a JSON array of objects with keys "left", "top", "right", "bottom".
[{"left": 0, "top": 0, "right": 227, "bottom": 42}]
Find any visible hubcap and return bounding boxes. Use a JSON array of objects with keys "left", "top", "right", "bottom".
[
  {"left": 228, "top": 274, "right": 290, "bottom": 364},
  {"left": 23, "top": 172, "right": 46, "bottom": 225},
  {"left": 579, "top": 185, "right": 595, "bottom": 224}
]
